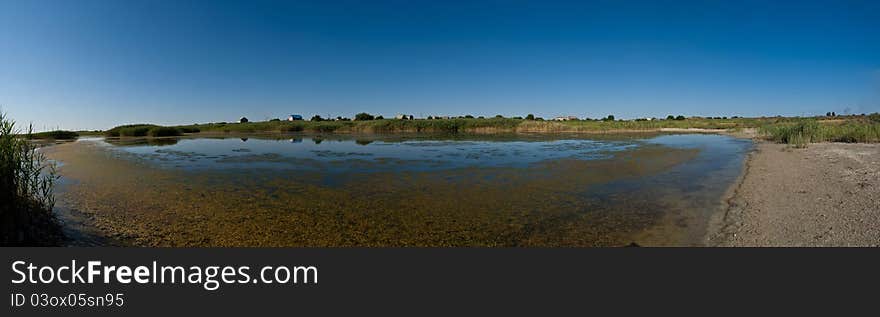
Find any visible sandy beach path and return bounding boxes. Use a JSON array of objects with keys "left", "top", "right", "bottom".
[{"left": 715, "top": 142, "right": 880, "bottom": 246}]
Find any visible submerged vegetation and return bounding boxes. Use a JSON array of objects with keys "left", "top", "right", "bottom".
[{"left": 0, "top": 112, "right": 62, "bottom": 245}]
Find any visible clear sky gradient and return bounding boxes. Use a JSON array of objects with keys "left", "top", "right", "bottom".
[{"left": 1, "top": 0, "right": 879, "bottom": 131}]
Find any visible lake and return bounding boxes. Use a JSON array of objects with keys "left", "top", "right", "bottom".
[{"left": 47, "top": 133, "right": 752, "bottom": 247}]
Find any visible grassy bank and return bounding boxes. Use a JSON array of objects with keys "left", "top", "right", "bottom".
[
  {"left": 133, "top": 116, "right": 780, "bottom": 135},
  {"left": 760, "top": 115, "right": 880, "bottom": 147},
  {"left": 102, "top": 113, "right": 880, "bottom": 146},
  {"left": 0, "top": 112, "right": 63, "bottom": 246}
]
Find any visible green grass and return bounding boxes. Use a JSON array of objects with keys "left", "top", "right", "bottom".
[
  {"left": 1, "top": 112, "right": 63, "bottom": 245},
  {"left": 760, "top": 116, "right": 880, "bottom": 147}
]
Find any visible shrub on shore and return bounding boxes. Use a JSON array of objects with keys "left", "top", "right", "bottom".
[
  {"left": 105, "top": 124, "right": 158, "bottom": 137},
  {"left": 0, "top": 112, "right": 63, "bottom": 246},
  {"left": 29, "top": 130, "right": 79, "bottom": 140},
  {"left": 106, "top": 124, "right": 188, "bottom": 137},
  {"left": 178, "top": 126, "right": 201, "bottom": 133},
  {"left": 147, "top": 127, "right": 182, "bottom": 137}
]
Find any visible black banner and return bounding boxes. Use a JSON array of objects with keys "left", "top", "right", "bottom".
[{"left": 2, "top": 248, "right": 878, "bottom": 316}]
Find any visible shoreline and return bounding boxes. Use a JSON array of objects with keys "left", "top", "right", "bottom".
[
  {"left": 705, "top": 142, "right": 758, "bottom": 246},
  {"left": 710, "top": 142, "right": 880, "bottom": 246}
]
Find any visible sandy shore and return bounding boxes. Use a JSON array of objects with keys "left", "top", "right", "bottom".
[{"left": 711, "top": 142, "right": 880, "bottom": 246}]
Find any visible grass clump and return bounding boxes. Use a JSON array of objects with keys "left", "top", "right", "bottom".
[
  {"left": 760, "top": 120, "right": 822, "bottom": 148},
  {"left": 0, "top": 112, "right": 63, "bottom": 245}
]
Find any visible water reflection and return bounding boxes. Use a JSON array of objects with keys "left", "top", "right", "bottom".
[
  {"left": 104, "top": 138, "right": 179, "bottom": 147},
  {"left": 101, "top": 134, "right": 648, "bottom": 172}
]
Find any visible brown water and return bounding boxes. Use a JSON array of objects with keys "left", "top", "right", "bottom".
[{"left": 46, "top": 133, "right": 752, "bottom": 247}]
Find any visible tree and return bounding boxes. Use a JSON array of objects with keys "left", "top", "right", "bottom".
[
  {"left": 464, "top": 115, "right": 474, "bottom": 119},
  {"left": 602, "top": 115, "right": 615, "bottom": 121},
  {"left": 826, "top": 112, "right": 832, "bottom": 117},
  {"left": 310, "top": 115, "right": 323, "bottom": 122},
  {"left": 495, "top": 115, "right": 504, "bottom": 118},
  {"left": 666, "top": 115, "right": 675, "bottom": 120},
  {"left": 376, "top": 115, "right": 384, "bottom": 120},
  {"left": 525, "top": 114, "right": 535, "bottom": 120},
  {"left": 675, "top": 115, "right": 686, "bottom": 120},
  {"left": 355, "top": 112, "right": 375, "bottom": 121}
]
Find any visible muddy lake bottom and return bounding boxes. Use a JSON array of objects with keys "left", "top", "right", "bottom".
[{"left": 44, "top": 133, "right": 752, "bottom": 247}]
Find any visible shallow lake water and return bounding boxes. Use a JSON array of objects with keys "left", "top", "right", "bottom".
[{"left": 49, "top": 133, "right": 752, "bottom": 247}]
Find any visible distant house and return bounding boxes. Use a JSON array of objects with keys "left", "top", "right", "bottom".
[
  {"left": 239, "top": 117, "right": 249, "bottom": 123},
  {"left": 287, "top": 114, "right": 303, "bottom": 121},
  {"left": 553, "top": 116, "right": 579, "bottom": 121},
  {"left": 396, "top": 114, "right": 414, "bottom": 120}
]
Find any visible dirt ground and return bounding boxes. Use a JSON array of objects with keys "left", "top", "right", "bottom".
[{"left": 712, "top": 142, "right": 880, "bottom": 246}]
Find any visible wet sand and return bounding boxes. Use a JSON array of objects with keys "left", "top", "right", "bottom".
[{"left": 711, "top": 142, "right": 880, "bottom": 246}]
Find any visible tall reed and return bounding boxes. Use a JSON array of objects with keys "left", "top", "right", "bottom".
[{"left": 0, "top": 112, "right": 62, "bottom": 245}]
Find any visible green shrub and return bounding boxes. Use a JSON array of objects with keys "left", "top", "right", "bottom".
[
  {"left": 105, "top": 124, "right": 157, "bottom": 137},
  {"left": 29, "top": 130, "right": 79, "bottom": 140},
  {"left": 355, "top": 113, "right": 375, "bottom": 121},
  {"left": 178, "top": 126, "right": 201, "bottom": 133},
  {"left": 147, "top": 127, "right": 182, "bottom": 137}
]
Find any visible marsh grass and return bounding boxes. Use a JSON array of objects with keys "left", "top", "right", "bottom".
[
  {"left": 0, "top": 112, "right": 62, "bottom": 245},
  {"left": 760, "top": 116, "right": 880, "bottom": 147}
]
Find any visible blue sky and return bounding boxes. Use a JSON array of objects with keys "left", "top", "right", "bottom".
[{"left": 1, "top": 0, "right": 878, "bottom": 131}]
